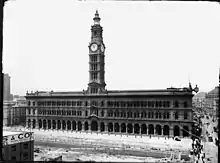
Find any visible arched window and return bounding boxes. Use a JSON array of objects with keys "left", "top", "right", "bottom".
[
  {"left": 184, "top": 101, "right": 188, "bottom": 108},
  {"left": 174, "top": 112, "right": 179, "bottom": 119},
  {"left": 175, "top": 101, "right": 179, "bottom": 108}
]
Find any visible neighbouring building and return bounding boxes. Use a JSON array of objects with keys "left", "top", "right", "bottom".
[
  {"left": 3, "top": 101, "right": 15, "bottom": 126},
  {"left": 24, "top": 11, "right": 198, "bottom": 138},
  {"left": 3, "top": 96, "right": 27, "bottom": 126},
  {"left": 3, "top": 73, "right": 13, "bottom": 101},
  {"left": 205, "top": 86, "right": 219, "bottom": 117},
  {"left": 11, "top": 96, "right": 27, "bottom": 126},
  {"left": 2, "top": 131, "right": 34, "bottom": 161}
]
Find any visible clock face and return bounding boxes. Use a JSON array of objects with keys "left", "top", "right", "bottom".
[
  {"left": 101, "top": 44, "right": 105, "bottom": 52},
  {"left": 90, "top": 43, "right": 98, "bottom": 52}
]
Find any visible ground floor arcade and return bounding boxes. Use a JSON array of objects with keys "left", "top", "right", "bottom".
[{"left": 26, "top": 118, "right": 192, "bottom": 138}]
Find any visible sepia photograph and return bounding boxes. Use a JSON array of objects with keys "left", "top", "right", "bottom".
[{"left": 1, "top": 0, "right": 219, "bottom": 162}]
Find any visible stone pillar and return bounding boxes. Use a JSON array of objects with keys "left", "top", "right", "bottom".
[
  {"left": 30, "top": 119, "right": 33, "bottom": 128},
  {"left": 104, "top": 123, "right": 108, "bottom": 133},
  {"left": 153, "top": 126, "right": 156, "bottom": 135},
  {"left": 36, "top": 119, "right": 39, "bottom": 129},
  {"left": 56, "top": 120, "right": 58, "bottom": 130},
  {"left": 169, "top": 127, "right": 174, "bottom": 137},
  {"left": 65, "top": 121, "right": 68, "bottom": 131},
  {"left": 98, "top": 123, "right": 100, "bottom": 132},
  {"left": 82, "top": 123, "right": 85, "bottom": 132},
  {"left": 46, "top": 121, "right": 48, "bottom": 130},
  {"left": 71, "top": 121, "right": 73, "bottom": 130},
  {"left": 26, "top": 108, "right": 29, "bottom": 116},
  {"left": 76, "top": 123, "right": 78, "bottom": 131},
  {"left": 31, "top": 108, "right": 34, "bottom": 116},
  {"left": 34, "top": 108, "right": 37, "bottom": 117},
  {"left": 146, "top": 127, "right": 148, "bottom": 135},
  {"left": 26, "top": 120, "right": 29, "bottom": 128},
  {"left": 161, "top": 128, "right": 163, "bottom": 136},
  {"left": 170, "top": 111, "right": 173, "bottom": 120}
]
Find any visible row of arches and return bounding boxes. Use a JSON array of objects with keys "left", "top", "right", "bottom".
[{"left": 27, "top": 119, "right": 190, "bottom": 137}]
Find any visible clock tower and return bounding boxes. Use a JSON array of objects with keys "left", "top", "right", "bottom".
[{"left": 87, "top": 11, "right": 106, "bottom": 94}]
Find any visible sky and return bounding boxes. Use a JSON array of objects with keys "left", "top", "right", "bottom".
[{"left": 3, "top": 0, "right": 220, "bottom": 96}]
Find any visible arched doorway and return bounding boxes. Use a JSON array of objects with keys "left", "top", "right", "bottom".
[
  {"left": 174, "top": 125, "right": 180, "bottom": 136},
  {"left": 84, "top": 121, "right": 89, "bottom": 131},
  {"left": 91, "top": 120, "right": 98, "bottom": 131},
  {"left": 78, "top": 121, "right": 82, "bottom": 131},
  {"left": 67, "top": 120, "right": 71, "bottom": 130},
  {"left": 57, "top": 120, "right": 61, "bottom": 130},
  {"left": 62, "top": 120, "right": 66, "bottom": 130},
  {"left": 121, "top": 123, "right": 126, "bottom": 133},
  {"left": 72, "top": 120, "right": 76, "bottom": 130},
  {"left": 134, "top": 124, "right": 140, "bottom": 134},
  {"left": 108, "top": 123, "right": 113, "bottom": 132},
  {"left": 156, "top": 125, "right": 162, "bottom": 135},
  {"left": 141, "top": 124, "right": 147, "bottom": 134},
  {"left": 28, "top": 119, "right": 31, "bottom": 128},
  {"left": 182, "top": 126, "right": 189, "bottom": 137},
  {"left": 43, "top": 119, "right": 46, "bottom": 129},
  {"left": 148, "top": 124, "right": 154, "bottom": 135},
  {"left": 39, "top": 119, "right": 42, "bottom": 129},
  {"left": 100, "top": 122, "right": 105, "bottom": 132},
  {"left": 32, "top": 119, "right": 36, "bottom": 129},
  {"left": 127, "top": 123, "right": 133, "bottom": 134},
  {"left": 52, "top": 120, "right": 56, "bottom": 129},
  {"left": 114, "top": 123, "right": 119, "bottom": 132},
  {"left": 163, "top": 125, "right": 169, "bottom": 136},
  {"left": 48, "top": 120, "right": 51, "bottom": 129}
]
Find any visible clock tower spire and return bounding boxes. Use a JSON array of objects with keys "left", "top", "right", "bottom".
[{"left": 87, "top": 11, "right": 106, "bottom": 94}]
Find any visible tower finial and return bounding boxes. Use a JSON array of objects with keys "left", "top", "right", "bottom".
[{"left": 93, "top": 10, "right": 101, "bottom": 25}]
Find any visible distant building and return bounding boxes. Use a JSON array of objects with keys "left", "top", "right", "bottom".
[
  {"left": 24, "top": 11, "right": 197, "bottom": 138},
  {"left": 12, "top": 96, "right": 27, "bottom": 126},
  {"left": 3, "top": 96, "right": 27, "bottom": 126},
  {"left": 3, "top": 131, "right": 34, "bottom": 161},
  {"left": 192, "top": 92, "right": 206, "bottom": 108},
  {"left": 205, "top": 86, "right": 219, "bottom": 117},
  {"left": 3, "top": 101, "right": 15, "bottom": 126},
  {"left": 3, "top": 73, "right": 13, "bottom": 101}
]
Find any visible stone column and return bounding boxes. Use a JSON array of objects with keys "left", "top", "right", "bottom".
[
  {"left": 30, "top": 119, "right": 33, "bottom": 128},
  {"left": 82, "top": 122, "right": 85, "bottom": 132},
  {"left": 98, "top": 123, "right": 100, "bottom": 132},
  {"left": 170, "top": 111, "right": 173, "bottom": 120},
  {"left": 30, "top": 108, "right": 32, "bottom": 116},
  {"left": 146, "top": 127, "right": 148, "bottom": 135},
  {"left": 26, "top": 108, "right": 29, "bottom": 116},
  {"left": 26, "top": 120, "right": 29, "bottom": 128},
  {"left": 56, "top": 120, "right": 58, "bottom": 130},
  {"left": 76, "top": 123, "right": 78, "bottom": 131},
  {"left": 46, "top": 120, "right": 48, "bottom": 130},
  {"left": 153, "top": 125, "right": 156, "bottom": 136},
  {"left": 104, "top": 123, "right": 108, "bottom": 133},
  {"left": 161, "top": 128, "right": 164, "bottom": 136},
  {"left": 169, "top": 127, "right": 174, "bottom": 137},
  {"left": 36, "top": 119, "right": 39, "bottom": 129},
  {"left": 65, "top": 121, "right": 68, "bottom": 131}
]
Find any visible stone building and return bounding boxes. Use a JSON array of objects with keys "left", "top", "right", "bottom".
[
  {"left": 3, "top": 73, "right": 13, "bottom": 101},
  {"left": 24, "top": 11, "right": 197, "bottom": 138}
]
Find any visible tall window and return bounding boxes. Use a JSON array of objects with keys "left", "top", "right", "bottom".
[
  {"left": 184, "top": 101, "right": 188, "bottom": 108},
  {"left": 184, "top": 111, "right": 188, "bottom": 120},
  {"left": 174, "top": 112, "right": 179, "bottom": 119},
  {"left": 175, "top": 101, "right": 179, "bottom": 108},
  {"left": 101, "top": 110, "right": 104, "bottom": 117}
]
